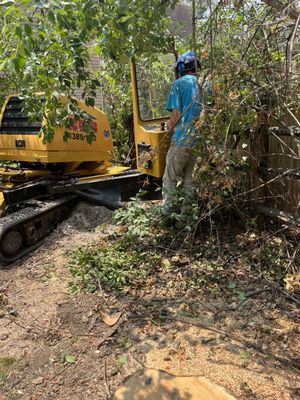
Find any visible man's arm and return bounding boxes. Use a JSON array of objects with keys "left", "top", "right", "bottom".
[{"left": 167, "top": 108, "right": 181, "bottom": 131}]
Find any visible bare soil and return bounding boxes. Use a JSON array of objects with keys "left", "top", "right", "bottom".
[{"left": 0, "top": 202, "right": 299, "bottom": 400}]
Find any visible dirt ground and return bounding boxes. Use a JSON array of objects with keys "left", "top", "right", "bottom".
[{"left": 0, "top": 202, "right": 299, "bottom": 400}]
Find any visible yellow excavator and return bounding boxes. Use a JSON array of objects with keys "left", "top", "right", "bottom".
[{"left": 0, "top": 58, "right": 173, "bottom": 262}]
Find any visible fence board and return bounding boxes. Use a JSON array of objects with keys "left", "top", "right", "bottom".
[{"left": 261, "top": 129, "right": 300, "bottom": 218}]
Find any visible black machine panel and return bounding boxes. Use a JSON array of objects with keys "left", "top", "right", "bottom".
[{"left": 0, "top": 97, "right": 42, "bottom": 135}]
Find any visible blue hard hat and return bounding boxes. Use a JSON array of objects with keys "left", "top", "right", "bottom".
[{"left": 174, "top": 51, "right": 201, "bottom": 75}]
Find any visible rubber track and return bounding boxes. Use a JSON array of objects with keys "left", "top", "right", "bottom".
[{"left": 0, "top": 195, "right": 76, "bottom": 264}]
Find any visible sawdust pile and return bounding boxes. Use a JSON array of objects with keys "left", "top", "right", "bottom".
[{"left": 63, "top": 202, "right": 113, "bottom": 232}]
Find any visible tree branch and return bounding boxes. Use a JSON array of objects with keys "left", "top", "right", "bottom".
[{"left": 261, "top": 0, "right": 299, "bottom": 20}]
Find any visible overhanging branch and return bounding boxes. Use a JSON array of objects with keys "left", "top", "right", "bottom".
[{"left": 261, "top": 0, "right": 299, "bottom": 20}]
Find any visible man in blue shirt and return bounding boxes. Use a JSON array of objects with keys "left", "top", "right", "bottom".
[{"left": 162, "top": 51, "right": 202, "bottom": 222}]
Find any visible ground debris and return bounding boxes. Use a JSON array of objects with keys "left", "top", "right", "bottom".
[
  {"left": 32, "top": 377, "right": 44, "bottom": 386},
  {"left": 0, "top": 202, "right": 299, "bottom": 400},
  {"left": 100, "top": 308, "right": 123, "bottom": 327}
]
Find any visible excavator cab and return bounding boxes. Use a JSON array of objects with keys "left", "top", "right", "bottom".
[{"left": 130, "top": 53, "right": 175, "bottom": 178}]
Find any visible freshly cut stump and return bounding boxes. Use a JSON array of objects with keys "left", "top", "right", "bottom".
[{"left": 113, "top": 368, "right": 236, "bottom": 400}]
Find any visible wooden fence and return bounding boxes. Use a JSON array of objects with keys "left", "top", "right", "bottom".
[{"left": 255, "top": 120, "right": 300, "bottom": 222}]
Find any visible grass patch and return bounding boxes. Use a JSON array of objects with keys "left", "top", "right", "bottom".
[
  {"left": 0, "top": 357, "right": 15, "bottom": 384},
  {"left": 68, "top": 241, "right": 160, "bottom": 292}
]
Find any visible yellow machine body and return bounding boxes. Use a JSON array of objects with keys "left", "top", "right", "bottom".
[
  {"left": 0, "top": 95, "right": 114, "bottom": 164},
  {"left": 0, "top": 66, "right": 170, "bottom": 263},
  {"left": 0, "top": 60, "right": 173, "bottom": 262},
  {"left": 130, "top": 63, "right": 171, "bottom": 178},
  {"left": 0, "top": 94, "right": 131, "bottom": 218}
]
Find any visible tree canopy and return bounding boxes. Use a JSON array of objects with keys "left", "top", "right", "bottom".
[
  {"left": 0, "top": 0, "right": 177, "bottom": 140},
  {"left": 0, "top": 0, "right": 176, "bottom": 95}
]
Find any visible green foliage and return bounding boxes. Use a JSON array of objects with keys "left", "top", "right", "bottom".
[
  {"left": 228, "top": 283, "right": 247, "bottom": 303},
  {"left": 118, "top": 336, "right": 132, "bottom": 350},
  {"left": 134, "top": 53, "right": 174, "bottom": 120},
  {"left": 113, "top": 194, "right": 154, "bottom": 239},
  {"left": 189, "top": 1, "right": 300, "bottom": 209},
  {"left": 65, "top": 355, "right": 75, "bottom": 364},
  {"left": 111, "top": 354, "right": 128, "bottom": 375},
  {"left": 0, "top": 0, "right": 177, "bottom": 141},
  {"left": 240, "top": 350, "right": 251, "bottom": 367},
  {"left": 189, "top": 261, "right": 225, "bottom": 290},
  {"left": 0, "top": 357, "right": 15, "bottom": 384},
  {"left": 99, "top": 0, "right": 177, "bottom": 61},
  {"left": 99, "top": 61, "right": 132, "bottom": 160},
  {"left": 115, "top": 186, "right": 206, "bottom": 239},
  {"left": 246, "top": 237, "right": 288, "bottom": 280},
  {"left": 68, "top": 241, "right": 159, "bottom": 292}
]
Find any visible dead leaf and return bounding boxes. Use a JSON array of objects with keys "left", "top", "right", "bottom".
[
  {"left": 284, "top": 273, "right": 300, "bottom": 293},
  {"left": 100, "top": 309, "right": 122, "bottom": 326}
]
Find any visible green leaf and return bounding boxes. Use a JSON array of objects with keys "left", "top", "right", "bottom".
[
  {"left": 118, "top": 15, "right": 132, "bottom": 23},
  {"left": 15, "top": 26, "right": 22, "bottom": 38},
  {"left": 17, "top": 43, "right": 26, "bottom": 57},
  {"left": 240, "top": 351, "right": 250, "bottom": 361},
  {"left": 118, "top": 355, "right": 128, "bottom": 365},
  {"left": 0, "top": 60, "right": 7, "bottom": 72},
  {"left": 24, "top": 24, "right": 32, "bottom": 36},
  {"left": 111, "top": 367, "right": 119, "bottom": 376},
  {"left": 48, "top": 9, "right": 55, "bottom": 23},
  {"left": 95, "top": 44, "right": 102, "bottom": 56},
  {"left": 65, "top": 355, "right": 75, "bottom": 364}
]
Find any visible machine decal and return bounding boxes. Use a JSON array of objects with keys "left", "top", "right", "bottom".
[
  {"left": 103, "top": 130, "right": 110, "bottom": 140},
  {"left": 66, "top": 132, "right": 96, "bottom": 141},
  {"left": 69, "top": 119, "right": 97, "bottom": 133}
]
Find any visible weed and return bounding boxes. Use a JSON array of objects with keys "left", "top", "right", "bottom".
[
  {"left": 118, "top": 336, "right": 132, "bottom": 350},
  {"left": 65, "top": 355, "right": 75, "bottom": 364},
  {"left": 244, "top": 237, "right": 290, "bottom": 281},
  {"left": 228, "top": 283, "right": 247, "bottom": 303},
  {"left": 111, "top": 354, "right": 128, "bottom": 376},
  {"left": 189, "top": 261, "right": 225, "bottom": 290},
  {"left": 113, "top": 190, "right": 201, "bottom": 241},
  {"left": 68, "top": 241, "right": 160, "bottom": 292},
  {"left": 0, "top": 356, "right": 15, "bottom": 384},
  {"left": 114, "top": 193, "right": 154, "bottom": 239},
  {"left": 240, "top": 351, "right": 251, "bottom": 367}
]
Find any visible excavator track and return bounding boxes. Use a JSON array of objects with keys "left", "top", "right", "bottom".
[
  {"left": 0, "top": 195, "right": 77, "bottom": 264},
  {"left": 0, "top": 169, "right": 145, "bottom": 264}
]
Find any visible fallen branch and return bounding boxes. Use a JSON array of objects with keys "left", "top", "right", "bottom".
[
  {"left": 159, "top": 314, "right": 232, "bottom": 338},
  {"left": 271, "top": 283, "right": 300, "bottom": 306},
  {"left": 216, "top": 288, "right": 273, "bottom": 313}
]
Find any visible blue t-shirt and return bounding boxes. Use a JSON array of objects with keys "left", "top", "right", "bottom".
[{"left": 166, "top": 75, "right": 202, "bottom": 146}]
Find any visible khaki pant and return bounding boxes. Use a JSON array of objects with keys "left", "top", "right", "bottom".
[{"left": 162, "top": 145, "right": 196, "bottom": 215}]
